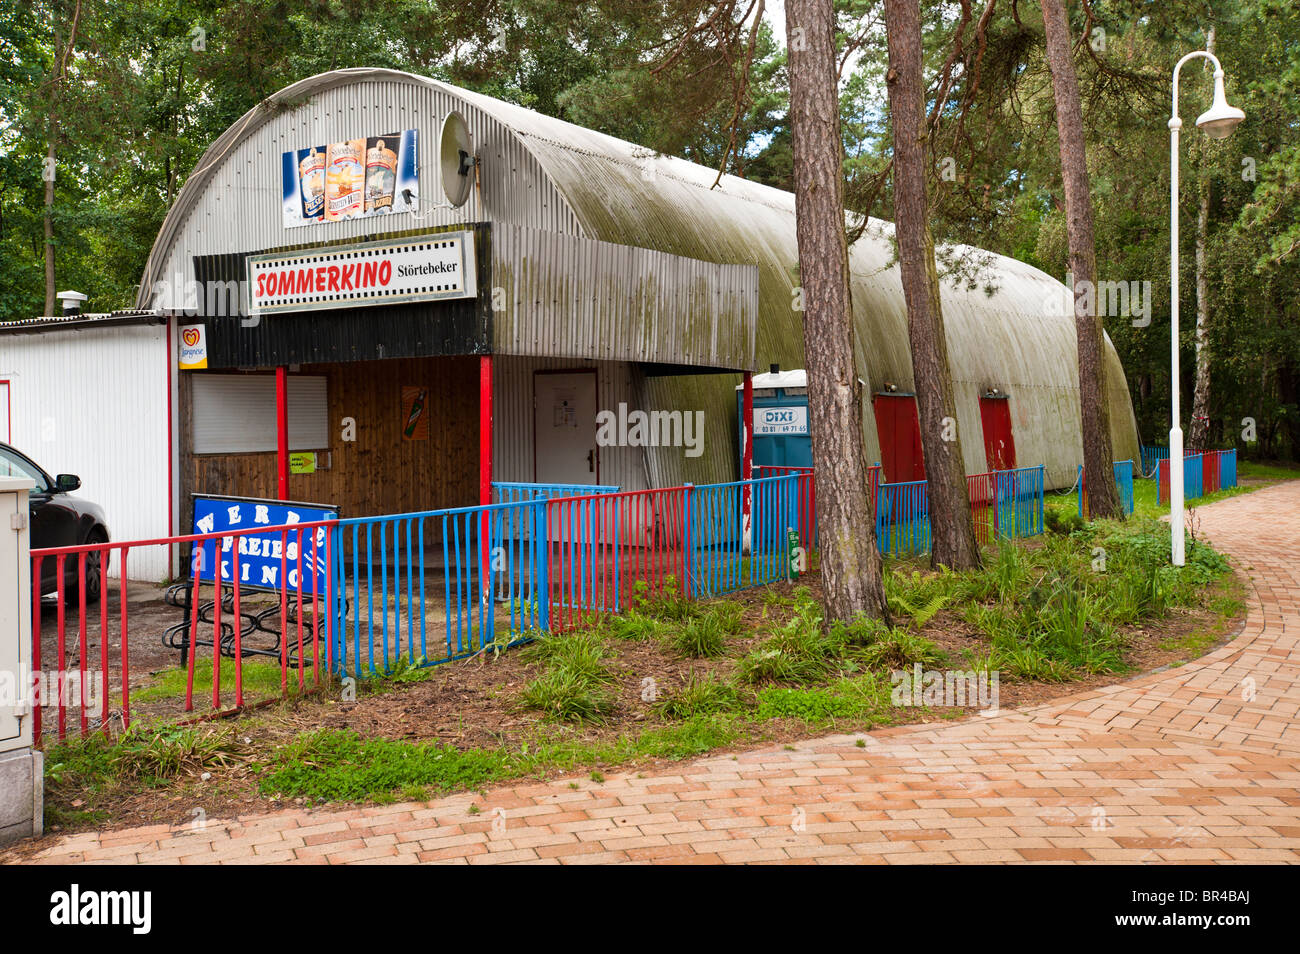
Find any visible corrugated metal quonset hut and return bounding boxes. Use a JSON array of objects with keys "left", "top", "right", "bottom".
[{"left": 2, "top": 67, "right": 1138, "bottom": 579}]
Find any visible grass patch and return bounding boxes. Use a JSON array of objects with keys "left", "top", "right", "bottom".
[
  {"left": 1046, "top": 465, "right": 1293, "bottom": 524},
  {"left": 519, "top": 667, "right": 614, "bottom": 723},
  {"left": 1238, "top": 460, "right": 1300, "bottom": 481},
  {"left": 520, "top": 628, "right": 615, "bottom": 723},
  {"left": 887, "top": 515, "right": 1235, "bottom": 682},
  {"left": 668, "top": 614, "right": 729, "bottom": 658},
  {"left": 43, "top": 724, "right": 248, "bottom": 825},
  {"left": 258, "top": 729, "right": 511, "bottom": 802},
  {"left": 753, "top": 675, "right": 893, "bottom": 724},
  {"left": 259, "top": 716, "right": 746, "bottom": 802},
  {"left": 654, "top": 671, "right": 739, "bottom": 719},
  {"left": 605, "top": 611, "right": 664, "bottom": 641},
  {"left": 133, "top": 658, "right": 294, "bottom": 704},
  {"left": 856, "top": 628, "right": 946, "bottom": 671}
]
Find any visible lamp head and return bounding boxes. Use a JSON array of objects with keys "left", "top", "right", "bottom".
[{"left": 1195, "top": 71, "right": 1245, "bottom": 139}]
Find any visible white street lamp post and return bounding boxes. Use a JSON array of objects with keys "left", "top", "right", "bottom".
[{"left": 1168, "top": 51, "right": 1244, "bottom": 566}]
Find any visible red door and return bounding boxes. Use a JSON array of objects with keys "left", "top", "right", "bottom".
[
  {"left": 873, "top": 394, "right": 925, "bottom": 483},
  {"left": 979, "top": 395, "right": 1016, "bottom": 471}
]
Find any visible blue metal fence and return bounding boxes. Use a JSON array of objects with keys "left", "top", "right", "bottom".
[
  {"left": 1156, "top": 449, "right": 1238, "bottom": 505},
  {"left": 329, "top": 463, "right": 1059, "bottom": 677},
  {"left": 1139, "top": 444, "right": 1167, "bottom": 478},
  {"left": 1077, "top": 460, "right": 1135, "bottom": 517},
  {"left": 875, "top": 480, "right": 930, "bottom": 558},
  {"left": 689, "top": 474, "right": 800, "bottom": 596},
  {"left": 492, "top": 481, "right": 621, "bottom": 504},
  {"left": 331, "top": 500, "right": 548, "bottom": 678},
  {"left": 1187, "top": 453, "right": 1204, "bottom": 499},
  {"left": 997, "top": 465, "right": 1045, "bottom": 538},
  {"left": 1115, "top": 460, "right": 1135, "bottom": 514},
  {"left": 874, "top": 465, "right": 1044, "bottom": 557},
  {"left": 1143, "top": 445, "right": 1240, "bottom": 490}
]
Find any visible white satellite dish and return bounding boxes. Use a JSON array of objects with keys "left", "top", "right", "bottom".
[{"left": 440, "top": 111, "right": 475, "bottom": 208}]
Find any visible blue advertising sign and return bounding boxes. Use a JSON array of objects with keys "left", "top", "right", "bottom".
[{"left": 191, "top": 496, "right": 337, "bottom": 594}]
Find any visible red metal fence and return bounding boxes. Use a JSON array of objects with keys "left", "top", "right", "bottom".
[
  {"left": 754, "top": 465, "right": 818, "bottom": 548},
  {"left": 30, "top": 519, "right": 336, "bottom": 745},
  {"left": 967, "top": 471, "right": 998, "bottom": 545},
  {"left": 544, "top": 486, "right": 689, "bottom": 631}
]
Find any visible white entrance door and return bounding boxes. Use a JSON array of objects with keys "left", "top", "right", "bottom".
[{"left": 534, "top": 371, "right": 598, "bottom": 485}]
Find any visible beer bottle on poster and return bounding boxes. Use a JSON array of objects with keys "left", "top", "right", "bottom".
[
  {"left": 365, "top": 136, "right": 398, "bottom": 213},
  {"left": 298, "top": 147, "right": 325, "bottom": 220},
  {"left": 325, "top": 139, "right": 365, "bottom": 221}
]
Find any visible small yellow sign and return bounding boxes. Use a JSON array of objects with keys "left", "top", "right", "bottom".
[{"left": 289, "top": 452, "right": 317, "bottom": 475}]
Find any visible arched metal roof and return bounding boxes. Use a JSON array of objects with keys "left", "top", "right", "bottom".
[{"left": 137, "top": 68, "right": 1140, "bottom": 485}]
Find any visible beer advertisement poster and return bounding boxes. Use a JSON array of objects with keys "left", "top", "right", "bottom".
[{"left": 282, "top": 128, "right": 418, "bottom": 228}]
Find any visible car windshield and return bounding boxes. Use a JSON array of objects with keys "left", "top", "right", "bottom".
[{"left": 0, "top": 446, "right": 50, "bottom": 492}]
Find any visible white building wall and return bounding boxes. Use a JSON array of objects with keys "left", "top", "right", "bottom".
[{"left": 0, "top": 323, "right": 172, "bottom": 580}]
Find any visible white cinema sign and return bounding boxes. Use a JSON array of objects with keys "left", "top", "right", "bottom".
[{"left": 245, "top": 231, "right": 477, "bottom": 315}]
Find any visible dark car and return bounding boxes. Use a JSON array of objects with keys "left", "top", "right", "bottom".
[{"left": 0, "top": 442, "right": 110, "bottom": 601}]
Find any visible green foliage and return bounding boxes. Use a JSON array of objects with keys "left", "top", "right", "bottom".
[
  {"left": 704, "top": 599, "right": 746, "bottom": 635},
  {"left": 635, "top": 576, "right": 699, "bottom": 623},
  {"left": 886, "top": 590, "right": 954, "bottom": 630},
  {"left": 737, "top": 595, "right": 840, "bottom": 684},
  {"left": 1045, "top": 509, "right": 1086, "bottom": 536},
  {"left": 133, "top": 658, "right": 292, "bottom": 703},
  {"left": 259, "top": 730, "right": 510, "bottom": 802},
  {"left": 605, "top": 610, "right": 664, "bottom": 642},
  {"left": 654, "top": 671, "right": 739, "bottom": 720},
  {"left": 520, "top": 667, "right": 614, "bottom": 723},
  {"left": 668, "top": 614, "right": 729, "bottom": 659},
  {"left": 953, "top": 517, "right": 1238, "bottom": 680},
  {"left": 753, "top": 675, "right": 891, "bottom": 723},
  {"left": 46, "top": 724, "right": 245, "bottom": 792},
  {"left": 857, "top": 628, "right": 946, "bottom": 671},
  {"left": 259, "top": 716, "right": 745, "bottom": 802},
  {"left": 522, "top": 629, "right": 610, "bottom": 684},
  {"left": 520, "top": 628, "right": 614, "bottom": 722}
]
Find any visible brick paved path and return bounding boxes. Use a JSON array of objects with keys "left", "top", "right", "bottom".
[{"left": 11, "top": 482, "right": 1300, "bottom": 864}]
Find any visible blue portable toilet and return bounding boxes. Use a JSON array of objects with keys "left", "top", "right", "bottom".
[{"left": 737, "top": 366, "right": 813, "bottom": 472}]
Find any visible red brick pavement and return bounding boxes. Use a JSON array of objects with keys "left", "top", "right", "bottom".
[{"left": 8, "top": 482, "right": 1300, "bottom": 864}]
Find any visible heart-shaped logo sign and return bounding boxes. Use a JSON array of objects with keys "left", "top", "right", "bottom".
[{"left": 182, "top": 328, "right": 201, "bottom": 347}]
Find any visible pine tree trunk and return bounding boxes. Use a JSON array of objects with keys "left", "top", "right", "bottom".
[
  {"left": 1039, "top": 0, "right": 1123, "bottom": 519},
  {"left": 1188, "top": 26, "right": 1216, "bottom": 452},
  {"left": 785, "top": 0, "right": 889, "bottom": 622},
  {"left": 884, "top": 0, "right": 981, "bottom": 570}
]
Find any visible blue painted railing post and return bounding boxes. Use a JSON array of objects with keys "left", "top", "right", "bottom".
[{"left": 874, "top": 481, "right": 884, "bottom": 555}]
